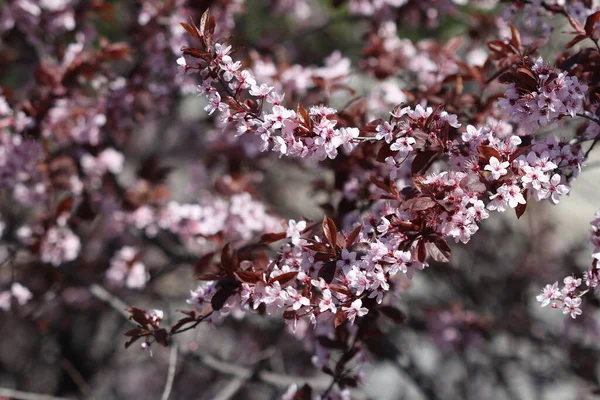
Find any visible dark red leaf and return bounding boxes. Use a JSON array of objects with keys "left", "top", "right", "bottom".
[
  {"left": 125, "top": 335, "right": 143, "bottom": 349},
  {"left": 194, "top": 252, "right": 216, "bottom": 276},
  {"left": 339, "top": 377, "right": 358, "bottom": 388},
  {"left": 487, "top": 40, "right": 513, "bottom": 56},
  {"left": 153, "top": 328, "right": 169, "bottom": 347},
  {"left": 368, "top": 177, "right": 391, "bottom": 193},
  {"left": 430, "top": 236, "right": 452, "bottom": 263},
  {"left": 211, "top": 286, "right": 234, "bottom": 311},
  {"left": 235, "top": 270, "right": 262, "bottom": 284},
  {"left": 376, "top": 144, "right": 398, "bottom": 163},
  {"left": 411, "top": 150, "right": 439, "bottom": 175},
  {"left": 460, "top": 174, "right": 486, "bottom": 194},
  {"left": 566, "top": 10, "right": 585, "bottom": 34},
  {"left": 170, "top": 317, "right": 196, "bottom": 334},
  {"left": 304, "top": 240, "right": 330, "bottom": 253},
  {"left": 283, "top": 310, "right": 296, "bottom": 320},
  {"left": 181, "top": 46, "right": 211, "bottom": 60},
  {"left": 259, "top": 232, "right": 287, "bottom": 244},
  {"left": 292, "top": 384, "right": 313, "bottom": 400},
  {"left": 55, "top": 196, "right": 74, "bottom": 216},
  {"left": 220, "top": 244, "right": 239, "bottom": 276},
  {"left": 199, "top": 10, "right": 210, "bottom": 38},
  {"left": 328, "top": 284, "right": 352, "bottom": 297},
  {"left": 515, "top": 192, "right": 528, "bottom": 219},
  {"left": 318, "top": 261, "right": 337, "bottom": 284},
  {"left": 508, "top": 23, "right": 521, "bottom": 53},
  {"left": 444, "top": 36, "right": 464, "bottom": 54},
  {"left": 270, "top": 271, "right": 299, "bottom": 286},
  {"left": 515, "top": 67, "right": 539, "bottom": 92},
  {"left": 334, "top": 308, "right": 347, "bottom": 328},
  {"left": 345, "top": 225, "right": 362, "bottom": 248},
  {"left": 585, "top": 12, "right": 600, "bottom": 36},
  {"left": 196, "top": 273, "right": 222, "bottom": 281},
  {"left": 126, "top": 307, "right": 150, "bottom": 328},
  {"left": 322, "top": 216, "right": 338, "bottom": 250},
  {"left": 565, "top": 34, "right": 589, "bottom": 49},
  {"left": 509, "top": 144, "right": 533, "bottom": 162},
  {"left": 402, "top": 197, "right": 437, "bottom": 212},
  {"left": 180, "top": 22, "right": 202, "bottom": 42},
  {"left": 498, "top": 71, "right": 517, "bottom": 84},
  {"left": 477, "top": 145, "right": 502, "bottom": 163},
  {"left": 416, "top": 239, "right": 427, "bottom": 263}
]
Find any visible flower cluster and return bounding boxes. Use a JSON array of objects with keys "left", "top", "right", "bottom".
[
  {"left": 115, "top": 192, "right": 281, "bottom": 246},
  {"left": 499, "top": 57, "right": 588, "bottom": 133},
  {"left": 181, "top": 42, "right": 360, "bottom": 161},
  {"left": 106, "top": 246, "right": 149, "bottom": 289},
  {"left": 169, "top": 13, "right": 591, "bottom": 354},
  {"left": 537, "top": 212, "right": 600, "bottom": 319},
  {"left": 0, "top": 283, "right": 33, "bottom": 311}
]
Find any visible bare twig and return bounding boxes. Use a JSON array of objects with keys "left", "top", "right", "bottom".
[
  {"left": 185, "top": 351, "right": 336, "bottom": 391},
  {"left": 211, "top": 377, "right": 247, "bottom": 400},
  {"left": 59, "top": 358, "right": 92, "bottom": 398},
  {"left": 169, "top": 312, "right": 213, "bottom": 336},
  {"left": 0, "top": 388, "right": 73, "bottom": 400},
  {"left": 87, "top": 283, "right": 133, "bottom": 322},
  {"left": 576, "top": 112, "right": 600, "bottom": 126},
  {"left": 160, "top": 344, "right": 179, "bottom": 400}
]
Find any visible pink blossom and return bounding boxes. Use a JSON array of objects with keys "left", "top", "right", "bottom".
[
  {"left": 40, "top": 224, "right": 81, "bottom": 266},
  {"left": 563, "top": 297, "right": 582, "bottom": 319},
  {"left": 484, "top": 156, "right": 509, "bottom": 180},
  {"left": 536, "top": 282, "right": 561, "bottom": 307},
  {"left": 342, "top": 299, "right": 369, "bottom": 325},
  {"left": 286, "top": 219, "right": 307, "bottom": 246}
]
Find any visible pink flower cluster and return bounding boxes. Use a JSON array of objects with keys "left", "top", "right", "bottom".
[
  {"left": 115, "top": 192, "right": 281, "bottom": 245},
  {"left": 181, "top": 44, "right": 360, "bottom": 161},
  {"left": 176, "top": 18, "right": 587, "bottom": 350},
  {"left": 537, "top": 277, "right": 584, "bottom": 319},
  {"left": 0, "top": 283, "right": 33, "bottom": 311},
  {"left": 537, "top": 212, "right": 600, "bottom": 319},
  {"left": 0, "top": 96, "right": 44, "bottom": 204},
  {"left": 0, "top": 0, "right": 76, "bottom": 46},
  {"left": 106, "top": 246, "right": 149, "bottom": 289},
  {"left": 499, "top": 57, "right": 588, "bottom": 133}
]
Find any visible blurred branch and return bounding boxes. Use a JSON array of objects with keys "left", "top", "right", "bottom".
[
  {"left": 59, "top": 358, "right": 92, "bottom": 398},
  {"left": 160, "top": 344, "right": 179, "bottom": 400},
  {"left": 0, "top": 388, "right": 73, "bottom": 400},
  {"left": 183, "top": 350, "right": 370, "bottom": 397},
  {"left": 211, "top": 377, "right": 247, "bottom": 400},
  {"left": 87, "top": 282, "right": 133, "bottom": 322}
]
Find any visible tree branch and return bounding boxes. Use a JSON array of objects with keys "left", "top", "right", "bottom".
[
  {"left": 160, "top": 344, "right": 179, "bottom": 400},
  {"left": 0, "top": 388, "right": 73, "bottom": 400}
]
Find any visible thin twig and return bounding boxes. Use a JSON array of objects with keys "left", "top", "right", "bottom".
[
  {"left": 0, "top": 388, "right": 73, "bottom": 400},
  {"left": 584, "top": 137, "right": 600, "bottom": 160},
  {"left": 169, "top": 312, "right": 213, "bottom": 336},
  {"left": 576, "top": 112, "right": 600, "bottom": 126},
  {"left": 211, "top": 377, "right": 247, "bottom": 400},
  {"left": 59, "top": 358, "right": 92, "bottom": 398},
  {"left": 185, "top": 351, "right": 339, "bottom": 391},
  {"left": 320, "top": 331, "right": 362, "bottom": 399},
  {"left": 87, "top": 283, "right": 133, "bottom": 322},
  {"left": 160, "top": 344, "right": 179, "bottom": 400}
]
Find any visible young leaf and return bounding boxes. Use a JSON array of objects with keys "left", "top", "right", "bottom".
[
  {"left": 270, "top": 271, "right": 298, "bottom": 286},
  {"left": 322, "top": 216, "right": 338, "bottom": 250}
]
